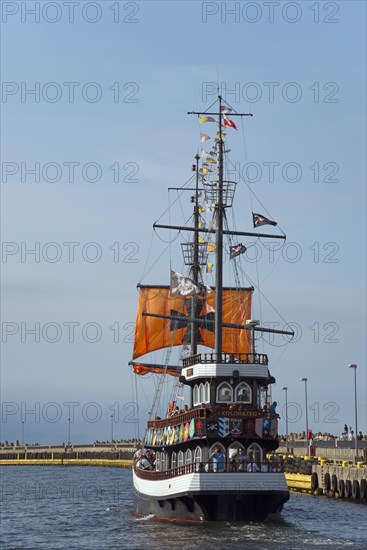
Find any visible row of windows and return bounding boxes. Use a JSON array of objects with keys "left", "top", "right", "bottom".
[
  {"left": 155, "top": 442, "right": 263, "bottom": 471},
  {"left": 193, "top": 381, "right": 252, "bottom": 405},
  {"left": 193, "top": 382, "right": 210, "bottom": 406}
]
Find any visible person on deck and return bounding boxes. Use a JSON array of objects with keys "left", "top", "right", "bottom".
[
  {"left": 211, "top": 447, "right": 226, "bottom": 472},
  {"left": 246, "top": 450, "right": 260, "bottom": 472}
]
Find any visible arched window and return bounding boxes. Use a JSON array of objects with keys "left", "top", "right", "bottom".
[
  {"left": 178, "top": 450, "right": 184, "bottom": 467},
  {"left": 247, "top": 442, "right": 262, "bottom": 464},
  {"left": 171, "top": 452, "right": 177, "bottom": 470},
  {"left": 235, "top": 382, "right": 252, "bottom": 403},
  {"left": 160, "top": 452, "right": 167, "bottom": 471},
  {"left": 204, "top": 381, "right": 210, "bottom": 403},
  {"left": 228, "top": 441, "right": 245, "bottom": 459},
  {"left": 209, "top": 442, "right": 226, "bottom": 455},
  {"left": 185, "top": 449, "right": 192, "bottom": 465},
  {"left": 216, "top": 382, "right": 233, "bottom": 403},
  {"left": 193, "top": 385, "right": 199, "bottom": 406},
  {"left": 228, "top": 442, "right": 246, "bottom": 471},
  {"left": 194, "top": 446, "right": 202, "bottom": 464},
  {"left": 199, "top": 383, "right": 205, "bottom": 403}
]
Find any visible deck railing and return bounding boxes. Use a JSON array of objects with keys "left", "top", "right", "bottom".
[
  {"left": 134, "top": 460, "right": 284, "bottom": 480},
  {"left": 182, "top": 352, "right": 268, "bottom": 368},
  {"left": 147, "top": 407, "right": 207, "bottom": 429}
]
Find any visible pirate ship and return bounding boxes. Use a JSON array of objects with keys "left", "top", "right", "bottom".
[{"left": 130, "top": 96, "right": 293, "bottom": 521}]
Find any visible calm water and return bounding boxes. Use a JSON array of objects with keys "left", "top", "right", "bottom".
[{"left": 0, "top": 467, "right": 366, "bottom": 550}]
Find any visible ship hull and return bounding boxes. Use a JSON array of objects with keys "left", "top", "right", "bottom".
[{"left": 133, "top": 470, "right": 289, "bottom": 522}]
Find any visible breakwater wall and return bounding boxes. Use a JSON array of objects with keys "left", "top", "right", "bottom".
[
  {"left": 278, "top": 441, "right": 367, "bottom": 462},
  {"left": 276, "top": 454, "right": 367, "bottom": 502}
]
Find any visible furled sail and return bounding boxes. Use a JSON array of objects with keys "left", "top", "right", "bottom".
[
  {"left": 133, "top": 285, "right": 253, "bottom": 360},
  {"left": 131, "top": 362, "right": 181, "bottom": 377}
]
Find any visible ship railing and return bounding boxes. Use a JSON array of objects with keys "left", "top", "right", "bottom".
[
  {"left": 182, "top": 352, "right": 268, "bottom": 368},
  {"left": 134, "top": 460, "right": 284, "bottom": 480},
  {"left": 147, "top": 407, "right": 207, "bottom": 429}
]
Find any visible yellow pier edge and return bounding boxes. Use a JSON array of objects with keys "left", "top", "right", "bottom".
[
  {"left": 0, "top": 458, "right": 133, "bottom": 468},
  {"left": 285, "top": 473, "right": 312, "bottom": 492}
]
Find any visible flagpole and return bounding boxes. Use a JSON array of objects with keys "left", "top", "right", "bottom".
[{"left": 215, "top": 95, "right": 224, "bottom": 359}]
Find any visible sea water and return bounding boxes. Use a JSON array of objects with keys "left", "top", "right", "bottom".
[{"left": 1, "top": 466, "right": 366, "bottom": 550}]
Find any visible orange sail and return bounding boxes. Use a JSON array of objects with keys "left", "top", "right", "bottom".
[{"left": 133, "top": 285, "right": 253, "bottom": 360}]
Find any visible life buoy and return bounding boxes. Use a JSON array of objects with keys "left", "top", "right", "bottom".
[
  {"left": 345, "top": 479, "right": 352, "bottom": 498},
  {"left": 324, "top": 472, "right": 331, "bottom": 491},
  {"left": 360, "top": 478, "right": 367, "bottom": 500},
  {"left": 352, "top": 479, "right": 360, "bottom": 500},
  {"left": 331, "top": 474, "right": 338, "bottom": 492},
  {"left": 311, "top": 472, "right": 318, "bottom": 491},
  {"left": 338, "top": 479, "right": 345, "bottom": 498}
]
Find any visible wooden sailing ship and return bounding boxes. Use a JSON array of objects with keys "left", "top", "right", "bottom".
[{"left": 130, "top": 95, "right": 293, "bottom": 521}]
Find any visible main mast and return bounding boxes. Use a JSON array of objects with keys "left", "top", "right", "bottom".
[{"left": 215, "top": 95, "right": 224, "bottom": 357}]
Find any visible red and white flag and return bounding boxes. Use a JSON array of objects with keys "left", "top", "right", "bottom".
[
  {"left": 223, "top": 115, "right": 237, "bottom": 130},
  {"left": 200, "top": 133, "right": 210, "bottom": 142},
  {"left": 203, "top": 302, "right": 215, "bottom": 314}
]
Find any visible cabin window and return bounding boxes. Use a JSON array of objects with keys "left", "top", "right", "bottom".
[
  {"left": 209, "top": 442, "right": 226, "bottom": 455},
  {"left": 199, "top": 383, "right": 205, "bottom": 403},
  {"left": 171, "top": 452, "right": 177, "bottom": 470},
  {"left": 204, "top": 381, "right": 210, "bottom": 403},
  {"left": 160, "top": 452, "right": 167, "bottom": 471},
  {"left": 178, "top": 450, "right": 184, "bottom": 467},
  {"left": 216, "top": 382, "right": 233, "bottom": 403},
  {"left": 155, "top": 452, "right": 160, "bottom": 471},
  {"left": 193, "top": 384, "right": 199, "bottom": 406},
  {"left": 247, "top": 442, "right": 262, "bottom": 463},
  {"left": 228, "top": 441, "right": 245, "bottom": 458},
  {"left": 185, "top": 449, "right": 192, "bottom": 465},
  {"left": 235, "top": 382, "right": 251, "bottom": 403},
  {"left": 194, "top": 446, "right": 202, "bottom": 464}
]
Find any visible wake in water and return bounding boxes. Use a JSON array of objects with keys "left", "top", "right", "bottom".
[{"left": 134, "top": 514, "right": 156, "bottom": 521}]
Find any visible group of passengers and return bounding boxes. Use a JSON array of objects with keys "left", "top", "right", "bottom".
[
  {"left": 167, "top": 401, "right": 189, "bottom": 418},
  {"left": 136, "top": 449, "right": 156, "bottom": 471},
  {"left": 196, "top": 448, "right": 281, "bottom": 473}
]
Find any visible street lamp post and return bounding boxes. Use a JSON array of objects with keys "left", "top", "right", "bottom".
[
  {"left": 110, "top": 414, "right": 114, "bottom": 448},
  {"left": 282, "top": 387, "right": 289, "bottom": 455},
  {"left": 300, "top": 378, "right": 309, "bottom": 454},
  {"left": 68, "top": 417, "right": 71, "bottom": 446},
  {"left": 21, "top": 421, "right": 25, "bottom": 447},
  {"left": 348, "top": 364, "right": 358, "bottom": 464}
]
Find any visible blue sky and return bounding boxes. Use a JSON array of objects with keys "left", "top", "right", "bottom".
[{"left": 1, "top": 0, "right": 366, "bottom": 444}]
